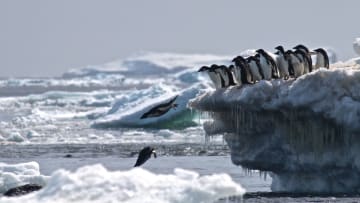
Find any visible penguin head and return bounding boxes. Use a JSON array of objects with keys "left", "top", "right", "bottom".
[
  {"left": 275, "top": 46, "right": 285, "bottom": 53},
  {"left": 293, "top": 44, "right": 309, "bottom": 53},
  {"left": 228, "top": 64, "right": 235, "bottom": 70},
  {"left": 256, "top": 49, "right": 265, "bottom": 54},
  {"left": 232, "top": 56, "right": 246, "bottom": 66},
  {"left": 198, "top": 66, "right": 209, "bottom": 72},
  {"left": 210, "top": 64, "right": 218, "bottom": 70}
]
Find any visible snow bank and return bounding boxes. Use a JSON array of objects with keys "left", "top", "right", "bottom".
[
  {"left": 1, "top": 164, "right": 245, "bottom": 203},
  {"left": 0, "top": 162, "right": 48, "bottom": 194},
  {"left": 93, "top": 84, "right": 207, "bottom": 129}
]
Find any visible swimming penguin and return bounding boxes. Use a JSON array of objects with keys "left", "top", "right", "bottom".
[
  {"left": 246, "top": 55, "right": 263, "bottom": 82},
  {"left": 314, "top": 48, "right": 329, "bottom": 69},
  {"left": 256, "top": 49, "right": 279, "bottom": 80},
  {"left": 286, "top": 50, "right": 304, "bottom": 78},
  {"left": 134, "top": 146, "right": 157, "bottom": 167},
  {"left": 140, "top": 95, "right": 178, "bottom": 119},
  {"left": 232, "top": 56, "right": 253, "bottom": 85},
  {"left": 198, "top": 65, "right": 221, "bottom": 88},
  {"left": 274, "top": 46, "right": 290, "bottom": 79},
  {"left": 293, "top": 44, "right": 313, "bottom": 73},
  {"left": 4, "top": 184, "right": 43, "bottom": 197}
]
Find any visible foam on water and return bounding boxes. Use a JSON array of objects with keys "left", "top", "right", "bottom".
[{"left": 0, "top": 162, "right": 245, "bottom": 203}]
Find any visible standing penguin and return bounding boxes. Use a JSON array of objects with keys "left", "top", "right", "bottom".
[
  {"left": 286, "top": 50, "right": 304, "bottom": 78},
  {"left": 198, "top": 65, "right": 221, "bottom": 89},
  {"left": 232, "top": 56, "right": 254, "bottom": 85},
  {"left": 274, "top": 46, "right": 290, "bottom": 79},
  {"left": 293, "top": 44, "right": 313, "bottom": 73},
  {"left": 256, "top": 49, "right": 279, "bottom": 80},
  {"left": 314, "top": 48, "right": 329, "bottom": 69},
  {"left": 246, "top": 55, "right": 263, "bottom": 82},
  {"left": 294, "top": 49, "right": 312, "bottom": 74},
  {"left": 219, "top": 65, "right": 237, "bottom": 87}
]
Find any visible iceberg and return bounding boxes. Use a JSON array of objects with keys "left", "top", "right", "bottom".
[{"left": 189, "top": 61, "right": 360, "bottom": 193}]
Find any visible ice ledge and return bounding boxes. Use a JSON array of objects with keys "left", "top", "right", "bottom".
[{"left": 189, "top": 64, "right": 360, "bottom": 193}]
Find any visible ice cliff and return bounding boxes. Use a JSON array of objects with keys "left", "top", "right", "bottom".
[{"left": 190, "top": 59, "right": 360, "bottom": 193}]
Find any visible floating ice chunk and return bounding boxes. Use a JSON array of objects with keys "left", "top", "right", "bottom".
[
  {"left": 6, "top": 132, "right": 26, "bottom": 142},
  {"left": 93, "top": 84, "right": 207, "bottom": 129},
  {"left": 0, "top": 162, "right": 48, "bottom": 194},
  {"left": 1, "top": 164, "right": 245, "bottom": 203}
]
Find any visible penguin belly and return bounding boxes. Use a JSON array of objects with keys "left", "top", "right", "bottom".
[
  {"left": 315, "top": 53, "right": 325, "bottom": 69},
  {"left": 207, "top": 71, "right": 221, "bottom": 89},
  {"left": 248, "top": 61, "right": 262, "bottom": 82},
  {"left": 276, "top": 55, "right": 289, "bottom": 79},
  {"left": 259, "top": 56, "right": 272, "bottom": 80}
]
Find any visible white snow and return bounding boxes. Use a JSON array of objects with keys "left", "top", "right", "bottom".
[
  {"left": 1, "top": 164, "right": 245, "bottom": 203},
  {"left": 0, "top": 162, "right": 48, "bottom": 194}
]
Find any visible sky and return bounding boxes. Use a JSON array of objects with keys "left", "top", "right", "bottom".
[{"left": 1, "top": 0, "right": 359, "bottom": 77}]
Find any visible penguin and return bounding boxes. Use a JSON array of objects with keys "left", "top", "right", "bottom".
[
  {"left": 274, "top": 45, "right": 290, "bottom": 79},
  {"left": 294, "top": 49, "right": 312, "bottom": 74},
  {"left": 293, "top": 44, "right": 313, "bottom": 73},
  {"left": 256, "top": 49, "right": 280, "bottom": 80},
  {"left": 219, "top": 65, "right": 236, "bottom": 87},
  {"left": 198, "top": 65, "right": 221, "bottom": 89},
  {"left": 140, "top": 95, "right": 178, "bottom": 119},
  {"left": 246, "top": 55, "right": 263, "bottom": 82},
  {"left": 314, "top": 48, "right": 329, "bottom": 69},
  {"left": 286, "top": 50, "right": 304, "bottom": 78},
  {"left": 232, "top": 56, "right": 253, "bottom": 85},
  {"left": 4, "top": 184, "right": 43, "bottom": 197},
  {"left": 134, "top": 146, "right": 157, "bottom": 167}
]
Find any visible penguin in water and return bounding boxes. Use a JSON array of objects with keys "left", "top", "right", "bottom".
[
  {"left": 286, "top": 50, "right": 304, "bottom": 78},
  {"left": 256, "top": 49, "right": 280, "bottom": 80},
  {"left": 274, "top": 45, "right": 290, "bottom": 79},
  {"left": 198, "top": 65, "right": 221, "bottom": 88},
  {"left": 232, "top": 56, "right": 254, "bottom": 85},
  {"left": 246, "top": 55, "right": 263, "bottom": 82},
  {"left": 140, "top": 95, "right": 178, "bottom": 119},
  {"left": 134, "top": 146, "right": 157, "bottom": 167},
  {"left": 314, "top": 48, "right": 329, "bottom": 69},
  {"left": 293, "top": 44, "right": 313, "bottom": 73}
]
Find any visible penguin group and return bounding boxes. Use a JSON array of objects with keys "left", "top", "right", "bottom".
[{"left": 198, "top": 44, "right": 329, "bottom": 89}]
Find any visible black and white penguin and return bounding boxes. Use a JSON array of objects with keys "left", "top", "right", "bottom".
[
  {"left": 4, "top": 184, "right": 43, "bottom": 197},
  {"left": 294, "top": 49, "right": 312, "bottom": 74},
  {"left": 246, "top": 55, "right": 263, "bottom": 82},
  {"left": 218, "top": 65, "right": 236, "bottom": 87},
  {"left": 314, "top": 48, "right": 329, "bottom": 69},
  {"left": 198, "top": 65, "right": 222, "bottom": 89},
  {"left": 232, "top": 56, "right": 253, "bottom": 85},
  {"left": 140, "top": 95, "right": 178, "bottom": 119},
  {"left": 293, "top": 44, "right": 313, "bottom": 73},
  {"left": 256, "top": 49, "right": 280, "bottom": 80},
  {"left": 274, "top": 46, "right": 290, "bottom": 79},
  {"left": 286, "top": 50, "right": 304, "bottom": 78},
  {"left": 134, "top": 146, "right": 157, "bottom": 167}
]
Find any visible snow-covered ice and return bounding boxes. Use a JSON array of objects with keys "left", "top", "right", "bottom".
[{"left": 0, "top": 163, "right": 245, "bottom": 203}]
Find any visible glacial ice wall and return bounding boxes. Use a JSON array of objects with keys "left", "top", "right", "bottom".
[{"left": 189, "top": 61, "right": 360, "bottom": 193}]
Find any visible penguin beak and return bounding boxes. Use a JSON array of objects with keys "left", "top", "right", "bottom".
[{"left": 152, "top": 150, "right": 157, "bottom": 158}]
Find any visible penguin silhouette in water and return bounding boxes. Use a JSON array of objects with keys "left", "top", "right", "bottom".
[
  {"left": 134, "top": 146, "right": 157, "bottom": 167},
  {"left": 140, "top": 95, "right": 178, "bottom": 119}
]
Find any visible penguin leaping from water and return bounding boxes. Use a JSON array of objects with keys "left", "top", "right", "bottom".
[
  {"left": 140, "top": 95, "right": 178, "bottom": 119},
  {"left": 134, "top": 146, "right": 157, "bottom": 167}
]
